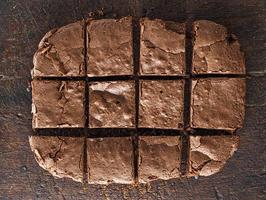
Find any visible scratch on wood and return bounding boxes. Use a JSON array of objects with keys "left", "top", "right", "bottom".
[
  {"left": 246, "top": 103, "right": 266, "bottom": 107},
  {"left": 247, "top": 71, "right": 266, "bottom": 77},
  {"left": 23, "top": 2, "right": 42, "bottom": 34},
  {"left": 214, "top": 186, "right": 224, "bottom": 200},
  {"left": 0, "top": 75, "right": 24, "bottom": 81}
]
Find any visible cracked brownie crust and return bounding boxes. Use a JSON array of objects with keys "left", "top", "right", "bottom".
[
  {"left": 140, "top": 18, "right": 185, "bottom": 75},
  {"left": 33, "top": 21, "right": 85, "bottom": 77},
  {"left": 32, "top": 80, "right": 84, "bottom": 128},
  {"left": 138, "top": 136, "right": 181, "bottom": 183},
  {"left": 193, "top": 20, "right": 245, "bottom": 74},
  {"left": 29, "top": 136, "right": 84, "bottom": 182},
  {"left": 190, "top": 78, "right": 246, "bottom": 131},
  {"left": 189, "top": 136, "right": 239, "bottom": 176}
]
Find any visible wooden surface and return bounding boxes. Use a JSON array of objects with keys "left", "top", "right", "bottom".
[{"left": 0, "top": 0, "right": 266, "bottom": 199}]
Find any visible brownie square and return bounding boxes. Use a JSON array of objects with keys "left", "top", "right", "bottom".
[
  {"left": 32, "top": 80, "right": 84, "bottom": 128},
  {"left": 140, "top": 18, "right": 185, "bottom": 75},
  {"left": 192, "top": 20, "right": 245, "bottom": 74},
  {"left": 29, "top": 136, "right": 84, "bottom": 182},
  {"left": 33, "top": 21, "right": 85, "bottom": 77},
  {"left": 189, "top": 136, "right": 239, "bottom": 177},
  {"left": 89, "top": 81, "right": 135, "bottom": 128},
  {"left": 87, "top": 137, "right": 134, "bottom": 184},
  {"left": 87, "top": 17, "right": 133, "bottom": 76},
  {"left": 139, "top": 80, "right": 184, "bottom": 129},
  {"left": 138, "top": 136, "right": 181, "bottom": 183},
  {"left": 190, "top": 78, "right": 245, "bottom": 131}
]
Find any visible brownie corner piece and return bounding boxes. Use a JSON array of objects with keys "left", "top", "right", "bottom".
[
  {"left": 29, "top": 136, "right": 84, "bottom": 182},
  {"left": 140, "top": 18, "right": 185, "bottom": 75},
  {"left": 192, "top": 20, "right": 245, "bottom": 74},
  {"left": 33, "top": 21, "right": 85, "bottom": 77},
  {"left": 89, "top": 80, "right": 135, "bottom": 128},
  {"left": 32, "top": 80, "right": 84, "bottom": 128},
  {"left": 87, "top": 17, "right": 133, "bottom": 76},
  {"left": 87, "top": 137, "right": 134, "bottom": 184},
  {"left": 139, "top": 80, "right": 184, "bottom": 129},
  {"left": 189, "top": 135, "right": 239, "bottom": 177},
  {"left": 138, "top": 136, "right": 181, "bottom": 183},
  {"left": 190, "top": 78, "right": 245, "bottom": 131}
]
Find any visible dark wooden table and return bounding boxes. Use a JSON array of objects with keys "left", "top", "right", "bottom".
[{"left": 0, "top": 0, "right": 265, "bottom": 199}]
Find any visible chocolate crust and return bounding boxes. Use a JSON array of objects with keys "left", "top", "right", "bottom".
[
  {"left": 29, "top": 136, "right": 84, "bottom": 182},
  {"left": 189, "top": 136, "right": 239, "bottom": 176},
  {"left": 139, "top": 80, "right": 184, "bottom": 129},
  {"left": 32, "top": 80, "right": 84, "bottom": 128},
  {"left": 138, "top": 136, "right": 181, "bottom": 183},
  {"left": 193, "top": 20, "right": 245, "bottom": 74},
  {"left": 33, "top": 21, "right": 85, "bottom": 77},
  {"left": 89, "top": 81, "right": 135, "bottom": 128},
  {"left": 140, "top": 18, "right": 185, "bottom": 75},
  {"left": 87, "top": 137, "right": 134, "bottom": 184},
  {"left": 190, "top": 78, "right": 246, "bottom": 131},
  {"left": 87, "top": 17, "right": 133, "bottom": 76}
]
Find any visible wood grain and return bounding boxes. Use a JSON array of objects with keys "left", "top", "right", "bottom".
[{"left": 0, "top": 0, "right": 265, "bottom": 199}]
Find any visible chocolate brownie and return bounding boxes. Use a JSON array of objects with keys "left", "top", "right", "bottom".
[
  {"left": 190, "top": 78, "right": 245, "bottom": 131},
  {"left": 33, "top": 21, "right": 85, "bottom": 77},
  {"left": 89, "top": 81, "right": 135, "bottom": 128},
  {"left": 30, "top": 18, "right": 246, "bottom": 184},
  {"left": 87, "top": 137, "right": 134, "bottom": 184},
  {"left": 87, "top": 17, "right": 133, "bottom": 76},
  {"left": 138, "top": 136, "right": 181, "bottom": 183},
  {"left": 32, "top": 80, "right": 84, "bottom": 128},
  {"left": 192, "top": 20, "right": 245, "bottom": 74},
  {"left": 29, "top": 136, "right": 84, "bottom": 182},
  {"left": 139, "top": 80, "right": 184, "bottom": 129},
  {"left": 189, "top": 136, "right": 239, "bottom": 176},
  {"left": 140, "top": 18, "right": 185, "bottom": 75}
]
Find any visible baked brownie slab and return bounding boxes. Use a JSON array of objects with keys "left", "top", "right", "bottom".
[
  {"left": 140, "top": 18, "right": 185, "bottom": 75},
  {"left": 190, "top": 78, "right": 245, "bottom": 131},
  {"left": 32, "top": 80, "right": 84, "bottom": 128},
  {"left": 29, "top": 136, "right": 84, "bottom": 182},
  {"left": 33, "top": 21, "right": 85, "bottom": 77},
  {"left": 87, "top": 137, "right": 134, "bottom": 184},
  {"left": 192, "top": 20, "right": 245, "bottom": 74},
  {"left": 89, "top": 81, "right": 135, "bottom": 128},
  {"left": 30, "top": 17, "right": 246, "bottom": 184},
  {"left": 189, "top": 136, "right": 239, "bottom": 176},
  {"left": 138, "top": 136, "right": 181, "bottom": 183},
  {"left": 139, "top": 80, "right": 184, "bottom": 129},
  {"left": 87, "top": 17, "right": 133, "bottom": 76}
]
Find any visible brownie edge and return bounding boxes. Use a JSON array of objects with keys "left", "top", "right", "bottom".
[
  {"left": 138, "top": 136, "right": 181, "bottom": 183},
  {"left": 190, "top": 78, "right": 246, "bottom": 131},
  {"left": 189, "top": 136, "right": 239, "bottom": 177},
  {"left": 32, "top": 80, "right": 85, "bottom": 128},
  {"left": 192, "top": 20, "right": 245, "bottom": 74},
  {"left": 29, "top": 136, "right": 84, "bottom": 182},
  {"left": 33, "top": 21, "right": 85, "bottom": 77}
]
